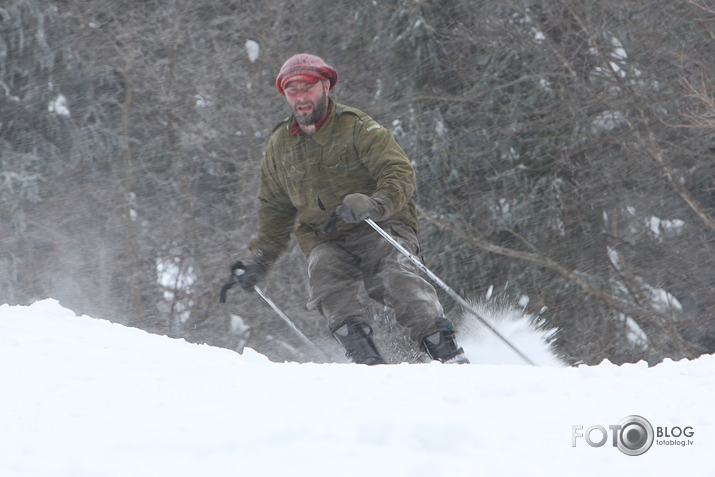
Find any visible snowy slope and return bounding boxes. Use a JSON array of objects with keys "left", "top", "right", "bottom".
[{"left": 1, "top": 300, "right": 713, "bottom": 477}]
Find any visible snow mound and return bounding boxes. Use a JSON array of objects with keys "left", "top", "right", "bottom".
[{"left": 0, "top": 299, "right": 712, "bottom": 476}]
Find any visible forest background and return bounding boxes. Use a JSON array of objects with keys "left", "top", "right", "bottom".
[{"left": 1, "top": 0, "right": 713, "bottom": 365}]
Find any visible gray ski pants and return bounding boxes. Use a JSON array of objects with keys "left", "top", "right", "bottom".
[{"left": 306, "top": 220, "right": 443, "bottom": 342}]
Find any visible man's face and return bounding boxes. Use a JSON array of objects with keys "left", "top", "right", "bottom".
[{"left": 284, "top": 79, "right": 329, "bottom": 126}]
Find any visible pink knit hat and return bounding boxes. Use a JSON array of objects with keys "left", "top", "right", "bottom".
[{"left": 276, "top": 54, "right": 338, "bottom": 95}]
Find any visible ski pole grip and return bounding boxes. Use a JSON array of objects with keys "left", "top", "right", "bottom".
[
  {"left": 231, "top": 260, "right": 246, "bottom": 277},
  {"left": 220, "top": 260, "right": 247, "bottom": 303}
]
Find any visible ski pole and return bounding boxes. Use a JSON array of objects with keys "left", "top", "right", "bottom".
[
  {"left": 252, "top": 285, "right": 328, "bottom": 359},
  {"left": 220, "top": 262, "right": 328, "bottom": 360},
  {"left": 364, "top": 218, "right": 536, "bottom": 366}
]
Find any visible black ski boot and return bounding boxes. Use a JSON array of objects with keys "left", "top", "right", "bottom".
[
  {"left": 332, "top": 318, "right": 386, "bottom": 365},
  {"left": 421, "top": 318, "right": 470, "bottom": 364}
]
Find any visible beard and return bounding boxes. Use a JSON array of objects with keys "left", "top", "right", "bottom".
[{"left": 293, "top": 89, "right": 328, "bottom": 126}]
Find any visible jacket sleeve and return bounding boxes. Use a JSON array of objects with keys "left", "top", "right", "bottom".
[
  {"left": 354, "top": 116, "right": 416, "bottom": 214},
  {"left": 249, "top": 143, "right": 297, "bottom": 269}
]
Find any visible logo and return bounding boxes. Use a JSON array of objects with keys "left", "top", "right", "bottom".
[
  {"left": 614, "top": 415, "right": 654, "bottom": 456},
  {"left": 572, "top": 415, "right": 694, "bottom": 456}
]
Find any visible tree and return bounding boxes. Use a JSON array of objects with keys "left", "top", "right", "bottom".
[
  {"left": 2, "top": 0, "right": 712, "bottom": 365},
  {"left": 364, "top": 0, "right": 715, "bottom": 364}
]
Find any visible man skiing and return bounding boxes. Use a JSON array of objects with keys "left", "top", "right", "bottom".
[{"left": 233, "top": 53, "right": 468, "bottom": 365}]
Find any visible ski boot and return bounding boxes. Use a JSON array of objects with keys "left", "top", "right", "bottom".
[
  {"left": 332, "top": 318, "right": 386, "bottom": 365},
  {"left": 421, "top": 318, "right": 470, "bottom": 364}
]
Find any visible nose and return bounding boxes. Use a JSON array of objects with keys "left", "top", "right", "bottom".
[{"left": 296, "top": 88, "right": 312, "bottom": 101}]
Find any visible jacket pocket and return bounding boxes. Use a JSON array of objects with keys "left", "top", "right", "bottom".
[
  {"left": 288, "top": 164, "right": 305, "bottom": 181},
  {"left": 322, "top": 144, "right": 350, "bottom": 172}
]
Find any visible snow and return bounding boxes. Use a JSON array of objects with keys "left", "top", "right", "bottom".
[
  {"left": 591, "top": 110, "right": 624, "bottom": 134},
  {"left": 624, "top": 315, "right": 648, "bottom": 345},
  {"left": 48, "top": 93, "right": 70, "bottom": 117},
  {"left": 647, "top": 215, "right": 686, "bottom": 239},
  {"left": 245, "top": 40, "right": 259, "bottom": 63},
  {"left": 458, "top": 300, "right": 562, "bottom": 367},
  {"left": 1, "top": 299, "right": 713, "bottom": 477}
]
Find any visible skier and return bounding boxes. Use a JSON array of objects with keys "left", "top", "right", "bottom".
[{"left": 232, "top": 53, "right": 468, "bottom": 364}]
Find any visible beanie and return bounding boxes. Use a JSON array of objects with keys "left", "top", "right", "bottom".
[{"left": 276, "top": 54, "right": 338, "bottom": 95}]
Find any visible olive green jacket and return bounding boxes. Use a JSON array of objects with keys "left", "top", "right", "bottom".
[{"left": 249, "top": 101, "right": 418, "bottom": 267}]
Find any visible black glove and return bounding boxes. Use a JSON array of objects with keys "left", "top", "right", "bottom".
[
  {"left": 231, "top": 261, "right": 266, "bottom": 291},
  {"left": 336, "top": 193, "right": 393, "bottom": 224}
]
